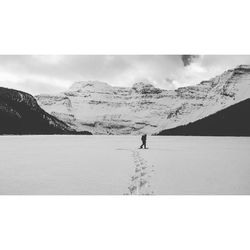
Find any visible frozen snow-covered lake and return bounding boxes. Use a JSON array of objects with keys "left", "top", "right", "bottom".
[{"left": 0, "top": 135, "right": 250, "bottom": 194}]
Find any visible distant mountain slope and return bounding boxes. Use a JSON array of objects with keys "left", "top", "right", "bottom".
[
  {"left": 0, "top": 87, "right": 92, "bottom": 135},
  {"left": 36, "top": 65, "right": 250, "bottom": 135},
  {"left": 158, "top": 98, "right": 250, "bottom": 136}
]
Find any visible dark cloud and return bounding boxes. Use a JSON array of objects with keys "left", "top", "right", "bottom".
[{"left": 181, "top": 55, "right": 200, "bottom": 66}]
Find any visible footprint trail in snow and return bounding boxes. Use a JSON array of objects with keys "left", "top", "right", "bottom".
[{"left": 127, "top": 150, "right": 155, "bottom": 195}]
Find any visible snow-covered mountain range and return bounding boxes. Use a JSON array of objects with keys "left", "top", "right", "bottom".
[{"left": 36, "top": 65, "right": 250, "bottom": 135}]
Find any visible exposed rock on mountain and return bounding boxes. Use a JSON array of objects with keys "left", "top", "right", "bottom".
[
  {"left": 36, "top": 65, "right": 250, "bottom": 135},
  {"left": 158, "top": 98, "right": 250, "bottom": 136},
  {"left": 0, "top": 87, "right": 91, "bottom": 135}
]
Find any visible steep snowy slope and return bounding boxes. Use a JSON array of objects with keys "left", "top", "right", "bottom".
[
  {"left": 0, "top": 87, "right": 75, "bottom": 134},
  {"left": 158, "top": 98, "right": 250, "bottom": 136},
  {"left": 36, "top": 65, "right": 250, "bottom": 135},
  {"left": 0, "top": 87, "right": 92, "bottom": 135}
]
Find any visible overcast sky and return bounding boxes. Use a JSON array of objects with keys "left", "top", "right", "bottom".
[{"left": 0, "top": 55, "right": 250, "bottom": 95}]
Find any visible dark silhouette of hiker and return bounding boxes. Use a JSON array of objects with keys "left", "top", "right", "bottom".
[{"left": 140, "top": 134, "right": 147, "bottom": 149}]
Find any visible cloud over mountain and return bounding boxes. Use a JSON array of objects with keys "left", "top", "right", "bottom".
[{"left": 1, "top": 55, "right": 250, "bottom": 94}]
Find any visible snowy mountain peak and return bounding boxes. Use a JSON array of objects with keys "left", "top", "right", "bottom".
[
  {"left": 132, "top": 81, "right": 154, "bottom": 89},
  {"left": 132, "top": 82, "right": 162, "bottom": 94},
  {"left": 69, "top": 81, "right": 112, "bottom": 92}
]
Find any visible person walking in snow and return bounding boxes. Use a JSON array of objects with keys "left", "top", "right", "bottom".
[{"left": 140, "top": 134, "right": 147, "bottom": 149}]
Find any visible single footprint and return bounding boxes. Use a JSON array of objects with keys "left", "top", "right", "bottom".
[
  {"left": 128, "top": 185, "right": 137, "bottom": 194},
  {"left": 139, "top": 179, "right": 148, "bottom": 188},
  {"left": 135, "top": 167, "right": 141, "bottom": 173},
  {"left": 131, "top": 175, "right": 139, "bottom": 181}
]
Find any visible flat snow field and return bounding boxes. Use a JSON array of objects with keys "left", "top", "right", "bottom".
[{"left": 0, "top": 135, "right": 250, "bottom": 194}]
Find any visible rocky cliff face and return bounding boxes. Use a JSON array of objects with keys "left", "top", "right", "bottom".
[
  {"left": 36, "top": 65, "right": 250, "bottom": 135},
  {"left": 0, "top": 87, "right": 77, "bottom": 134}
]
